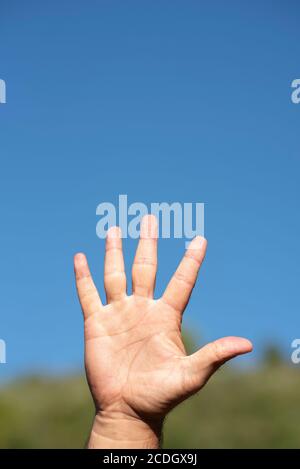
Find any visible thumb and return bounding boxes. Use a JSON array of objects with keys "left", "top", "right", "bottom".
[{"left": 184, "top": 336, "right": 253, "bottom": 392}]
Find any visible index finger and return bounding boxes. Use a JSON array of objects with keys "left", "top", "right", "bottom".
[{"left": 161, "top": 236, "right": 207, "bottom": 315}]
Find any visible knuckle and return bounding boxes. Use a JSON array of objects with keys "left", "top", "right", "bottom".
[
  {"left": 174, "top": 271, "right": 194, "bottom": 287},
  {"left": 133, "top": 256, "right": 156, "bottom": 266},
  {"left": 212, "top": 341, "right": 225, "bottom": 363}
]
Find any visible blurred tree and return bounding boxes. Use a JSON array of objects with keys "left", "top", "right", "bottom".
[{"left": 262, "top": 344, "right": 284, "bottom": 367}]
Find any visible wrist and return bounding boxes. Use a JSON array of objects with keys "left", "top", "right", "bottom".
[{"left": 87, "top": 411, "right": 163, "bottom": 449}]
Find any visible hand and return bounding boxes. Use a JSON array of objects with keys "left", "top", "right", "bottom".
[{"left": 74, "top": 215, "right": 252, "bottom": 448}]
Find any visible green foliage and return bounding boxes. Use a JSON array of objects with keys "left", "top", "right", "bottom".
[
  {"left": 0, "top": 363, "right": 299, "bottom": 448},
  {"left": 262, "top": 343, "right": 284, "bottom": 368}
]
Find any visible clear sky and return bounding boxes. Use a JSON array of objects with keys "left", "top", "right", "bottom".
[{"left": 0, "top": 0, "right": 299, "bottom": 378}]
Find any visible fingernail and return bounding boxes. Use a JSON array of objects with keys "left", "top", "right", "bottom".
[
  {"left": 187, "top": 236, "right": 206, "bottom": 250},
  {"left": 141, "top": 215, "right": 158, "bottom": 239},
  {"left": 107, "top": 226, "right": 121, "bottom": 239}
]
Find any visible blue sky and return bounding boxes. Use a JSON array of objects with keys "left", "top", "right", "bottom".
[{"left": 0, "top": 0, "right": 299, "bottom": 378}]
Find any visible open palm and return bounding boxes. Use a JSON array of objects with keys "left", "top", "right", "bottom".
[{"left": 74, "top": 215, "right": 252, "bottom": 447}]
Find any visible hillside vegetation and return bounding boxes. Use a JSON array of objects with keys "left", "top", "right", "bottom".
[{"left": 0, "top": 362, "right": 299, "bottom": 448}]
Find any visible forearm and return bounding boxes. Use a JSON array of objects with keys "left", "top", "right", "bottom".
[{"left": 87, "top": 411, "right": 163, "bottom": 449}]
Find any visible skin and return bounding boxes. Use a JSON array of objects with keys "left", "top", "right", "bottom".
[{"left": 74, "top": 215, "right": 253, "bottom": 448}]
